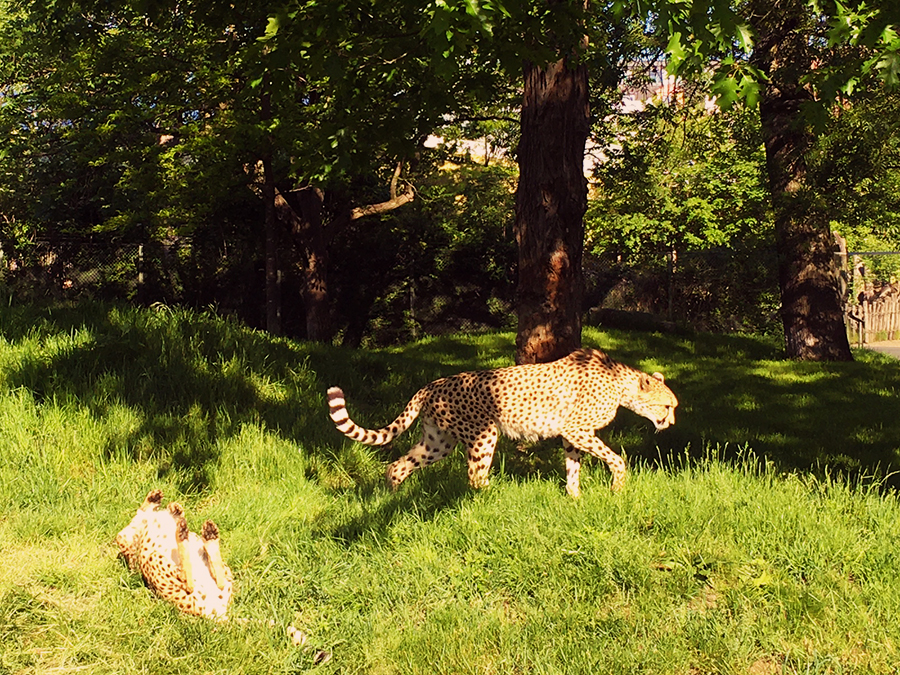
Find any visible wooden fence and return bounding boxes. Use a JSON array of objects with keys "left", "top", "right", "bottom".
[{"left": 845, "top": 283, "right": 900, "bottom": 346}]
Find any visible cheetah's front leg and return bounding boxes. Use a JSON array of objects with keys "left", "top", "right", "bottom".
[
  {"left": 201, "top": 520, "right": 227, "bottom": 591},
  {"left": 562, "top": 440, "right": 583, "bottom": 499},
  {"left": 168, "top": 503, "right": 195, "bottom": 593},
  {"left": 464, "top": 424, "right": 499, "bottom": 489},
  {"left": 561, "top": 429, "right": 626, "bottom": 494}
]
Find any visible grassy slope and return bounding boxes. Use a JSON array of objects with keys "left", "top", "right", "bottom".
[{"left": 1, "top": 302, "right": 899, "bottom": 674}]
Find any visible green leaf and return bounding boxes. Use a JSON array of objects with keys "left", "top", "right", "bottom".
[
  {"left": 264, "top": 15, "right": 279, "bottom": 39},
  {"left": 877, "top": 50, "right": 900, "bottom": 89},
  {"left": 666, "top": 31, "right": 685, "bottom": 68},
  {"left": 735, "top": 23, "right": 754, "bottom": 53},
  {"left": 710, "top": 74, "right": 739, "bottom": 110},
  {"left": 739, "top": 74, "right": 762, "bottom": 107}
]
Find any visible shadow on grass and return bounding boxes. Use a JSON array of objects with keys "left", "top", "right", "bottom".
[
  {"left": 588, "top": 328, "right": 900, "bottom": 489},
  {"left": 0, "top": 302, "right": 516, "bottom": 497},
  {"left": 311, "top": 460, "right": 477, "bottom": 545},
  {"left": 4, "top": 302, "right": 898, "bottom": 508}
]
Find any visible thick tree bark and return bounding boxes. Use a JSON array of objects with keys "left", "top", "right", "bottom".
[
  {"left": 750, "top": 0, "right": 852, "bottom": 361},
  {"left": 514, "top": 56, "right": 590, "bottom": 364}
]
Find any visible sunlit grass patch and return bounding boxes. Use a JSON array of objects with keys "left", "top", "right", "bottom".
[{"left": 1, "top": 302, "right": 899, "bottom": 673}]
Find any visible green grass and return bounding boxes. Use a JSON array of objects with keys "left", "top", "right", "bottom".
[{"left": 1, "top": 301, "right": 900, "bottom": 674}]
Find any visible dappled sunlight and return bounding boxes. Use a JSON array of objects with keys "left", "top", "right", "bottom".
[
  {"left": 2, "top": 303, "right": 900, "bottom": 672},
  {"left": 633, "top": 346, "right": 900, "bottom": 485},
  {"left": 0, "top": 305, "right": 525, "bottom": 502},
  {"left": 0, "top": 304, "right": 364, "bottom": 495},
  {"left": 3, "top": 301, "right": 899, "bottom": 501}
]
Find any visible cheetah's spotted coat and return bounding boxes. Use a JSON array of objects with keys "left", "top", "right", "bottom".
[
  {"left": 116, "top": 490, "right": 233, "bottom": 620},
  {"left": 327, "top": 348, "right": 678, "bottom": 496}
]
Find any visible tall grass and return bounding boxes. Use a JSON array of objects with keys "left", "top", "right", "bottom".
[{"left": 1, "top": 301, "right": 899, "bottom": 674}]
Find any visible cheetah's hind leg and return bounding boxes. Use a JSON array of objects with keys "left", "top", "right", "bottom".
[
  {"left": 385, "top": 423, "right": 456, "bottom": 490},
  {"left": 168, "top": 502, "right": 195, "bottom": 594},
  {"left": 201, "top": 520, "right": 228, "bottom": 591},
  {"left": 140, "top": 489, "right": 163, "bottom": 511},
  {"left": 463, "top": 424, "right": 500, "bottom": 490}
]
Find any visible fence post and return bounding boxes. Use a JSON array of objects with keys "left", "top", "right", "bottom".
[
  {"left": 137, "top": 244, "right": 144, "bottom": 302},
  {"left": 862, "top": 298, "right": 867, "bottom": 344},
  {"left": 666, "top": 247, "right": 676, "bottom": 322},
  {"left": 834, "top": 234, "right": 850, "bottom": 305},
  {"left": 888, "top": 295, "right": 900, "bottom": 340},
  {"left": 846, "top": 310, "right": 864, "bottom": 348}
]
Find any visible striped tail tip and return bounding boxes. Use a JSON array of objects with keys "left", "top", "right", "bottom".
[
  {"left": 327, "top": 387, "right": 346, "bottom": 410},
  {"left": 327, "top": 386, "right": 354, "bottom": 433}
]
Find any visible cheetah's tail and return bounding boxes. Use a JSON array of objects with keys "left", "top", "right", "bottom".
[{"left": 327, "top": 386, "right": 426, "bottom": 446}]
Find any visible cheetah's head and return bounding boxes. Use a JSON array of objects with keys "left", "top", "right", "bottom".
[{"left": 623, "top": 372, "right": 678, "bottom": 430}]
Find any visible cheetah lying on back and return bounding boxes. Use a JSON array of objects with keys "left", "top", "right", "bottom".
[
  {"left": 328, "top": 347, "right": 678, "bottom": 496},
  {"left": 116, "top": 490, "right": 233, "bottom": 620}
]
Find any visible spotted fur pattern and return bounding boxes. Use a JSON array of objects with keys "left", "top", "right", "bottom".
[
  {"left": 327, "top": 348, "right": 678, "bottom": 496},
  {"left": 116, "top": 490, "right": 233, "bottom": 620}
]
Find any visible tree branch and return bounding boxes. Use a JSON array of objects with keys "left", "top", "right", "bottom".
[
  {"left": 451, "top": 114, "right": 521, "bottom": 125},
  {"left": 349, "top": 162, "right": 415, "bottom": 221},
  {"left": 248, "top": 159, "right": 415, "bottom": 232}
]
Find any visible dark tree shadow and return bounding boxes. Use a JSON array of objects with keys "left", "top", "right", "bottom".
[
  {"left": 0, "top": 303, "right": 515, "bottom": 497},
  {"left": 4, "top": 302, "right": 898, "bottom": 523},
  {"left": 309, "top": 460, "right": 475, "bottom": 545},
  {"left": 593, "top": 329, "right": 900, "bottom": 490}
]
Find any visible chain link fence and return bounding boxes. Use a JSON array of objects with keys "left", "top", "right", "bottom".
[
  {"left": 2, "top": 237, "right": 786, "bottom": 343},
  {"left": 1, "top": 240, "right": 145, "bottom": 302},
  {"left": 584, "top": 245, "right": 781, "bottom": 335},
  {"left": 0, "top": 238, "right": 265, "bottom": 324}
]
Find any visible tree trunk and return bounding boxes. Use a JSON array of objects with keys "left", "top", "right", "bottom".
[
  {"left": 292, "top": 187, "right": 331, "bottom": 342},
  {"left": 750, "top": 0, "right": 853, "bottom": 361},
  {"left": 268, "top": 186, "right": 332, "bottom": 342},
  {"left": 261, "top": 155, "right": 282, "bottom": 336},
  {"left": 290, "top": 166, "right": 414, "bottom": 343},
  {"left": 259, "top": 84, "right": 282, "bottom": 336},
  {"left": 261, "top": 164, "right": 414, "bottom": 343},
  {"left": 514, "top": 56, "right": 590, "bottom": 364}
]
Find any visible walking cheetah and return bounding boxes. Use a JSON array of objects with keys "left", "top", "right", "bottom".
[
  {"left": 116, "top": 490, "right": 233, "bottom": 620},
  {"left": 327, "top": 348, "right": 678, "bottom": 496}
]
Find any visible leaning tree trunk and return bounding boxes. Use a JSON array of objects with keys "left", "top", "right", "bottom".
[
  {"left": 750, "top": 0, "right": 853, "bottom": 361},
  {"left": 514, "top": 56, "right": 590, "bottom": 365}
]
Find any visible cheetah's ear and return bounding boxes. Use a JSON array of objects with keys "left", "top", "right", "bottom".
[{"left": 651, "top": 372, "right": 665, "bottom": 383}]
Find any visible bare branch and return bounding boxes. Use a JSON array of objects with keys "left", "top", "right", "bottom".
[
  {"left": 389, "top": 161, "right": 401, "bottom": 200},
  {"left": 349, "top": 185, "right": 414, "bottom": 221},
  {"left": 350, "top": 162, "right": 415, "bottom": 221}
]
